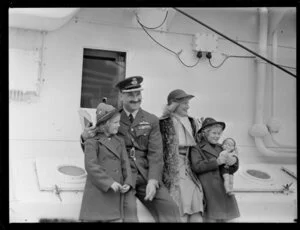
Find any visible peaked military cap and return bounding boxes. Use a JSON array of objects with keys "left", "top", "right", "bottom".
[{"left": 115, "top": 76, "right": 144, "bottom": 93}]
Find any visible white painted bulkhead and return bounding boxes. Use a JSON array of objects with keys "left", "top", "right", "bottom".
[{"left": 9, "top": 8, "right": 296, "bottom": 222}]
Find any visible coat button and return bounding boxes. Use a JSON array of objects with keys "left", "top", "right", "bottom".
[
  {"left": 114, "top": 169, "right": 119, "bottom": 173},
  {"left": 131, "top": 128, "right": 134, "bottom": 131}
]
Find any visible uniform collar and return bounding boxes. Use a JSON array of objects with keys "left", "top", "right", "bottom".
[
  {"left": 123, "top": 107, "right": 139, "bottom": 119},
  {"left": 121, "top": 108, "right": 144, "bottom": 127}
]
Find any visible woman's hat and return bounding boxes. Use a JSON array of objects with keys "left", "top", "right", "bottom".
[
  {"left": 167, "top": 89, "right": 194, "bottom": 105},
  {"left": 96, "top": 103, "right": 119, "bottom": 126},
  {"left": 198, "top": 117, "right": 226, "bottom": 133}
]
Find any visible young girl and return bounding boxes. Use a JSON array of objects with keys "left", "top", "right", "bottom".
[
  {"left": 190, "top": 117, "right": 240, "bottom": 222},
  {"left": 219, "top": 138, "right": 238, "bottom": 195},
  {"left": 79, "top": 103, "right": 138, "bottom": 222}
]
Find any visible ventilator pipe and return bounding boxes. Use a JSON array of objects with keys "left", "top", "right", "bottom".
[
  {"left": 267, "top": 146, "right": 296, "bottom": 153},
  {"left": 269, "top": 133, "right": 297, "bottom": 149},
  {"left": 249, "top": 8, "right": 268, "bottom": 135},
  {"left": 270, "top": 30, "right": 278, "bottom": 119},
  {"left": 267, "top": 22, "right": 296, "bottom": 149},
  {"left": 256, "top": 8, "right": 268, "bottom": 124},
  {"left": 249, "top": 8, "right": 295, "bottom": 158},
  {"left": 267, "top": 117, "right": 296, "bottom": 149},
  {"left": 254, "top": 137, "right": 295, "bottom": 157}
]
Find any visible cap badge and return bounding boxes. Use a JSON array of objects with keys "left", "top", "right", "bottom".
[
  {"left": 97, "top": 110, "right": 103, "bottom": 115},
  {"left": 131, "top": 78, "right": 138, "bottom": 85}
]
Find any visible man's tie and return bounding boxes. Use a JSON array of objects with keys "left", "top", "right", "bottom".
[{"left": 129, "top": 113, "right": 134, "bottom": 123}]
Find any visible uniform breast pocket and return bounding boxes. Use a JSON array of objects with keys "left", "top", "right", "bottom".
[
  {"left": 135, "top": 128, "right": 151, "bottom": 147},
  {"left": 135, "top": 128, "right": 150, "bottom": 137}
]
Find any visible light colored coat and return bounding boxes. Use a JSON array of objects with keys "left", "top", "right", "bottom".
[{"left": 159, "top": 114, "right": 204, "bottom": 213}]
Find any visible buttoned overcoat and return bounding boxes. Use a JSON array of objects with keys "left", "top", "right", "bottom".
[
  {"left": 190, "top": 138, "right": 240, "bottom": 220},
  {"left": 79, "top": 134, "right": 133, "bottom": 221}
]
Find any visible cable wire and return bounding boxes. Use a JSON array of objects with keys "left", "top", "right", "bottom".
[
  {"left": 135, "top": 10, "right": 169, "bottom": 30},
  {"left": 174, "top": 7, "right": 296, "bottom": 78},
  {"left": 135, "top": 13, "right": 201, "bottom": 68},
  {"left": 209, "top": 54, "right": 256, "bottom": 69},
  {"left": 209, "top": 56, "right": 229, "bottom": 69},
  {"left": 209, "top": 53, "right": 296, "bottom": 70}
]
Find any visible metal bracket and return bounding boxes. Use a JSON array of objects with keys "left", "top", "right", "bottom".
[
  {"left": 54, "top": 184, "right": 63, "bottom": 202},
  {"left": 281, "top": 182, "right": 294, "bottom": 194}
]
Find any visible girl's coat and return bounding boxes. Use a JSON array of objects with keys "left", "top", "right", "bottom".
[
  {"left": 79, "top": 134, "right": 133, "bottom": 221},
  {"left": 190, "top": 138, "right": 240, "bottom": 220}
]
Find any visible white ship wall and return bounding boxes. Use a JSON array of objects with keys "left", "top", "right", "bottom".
[
  {"left": 9, "top": 8, "right": 296, "bottom": 222},
  {"left": 9, "top": 8, "right": 296, "bottom": 162}
]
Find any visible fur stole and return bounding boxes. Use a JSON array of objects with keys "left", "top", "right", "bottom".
[
  {"left": 159, "top": 116, "right": 180, "bottom": 205},
  {"left": 159, "top": 115, "right": 203, "bottom": 207}
]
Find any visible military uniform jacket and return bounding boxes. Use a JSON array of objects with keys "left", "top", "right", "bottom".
[
  {"left": 118, "top": 108, "right": 164, "bottom": 188},
  {"left": 79, "top": 134, "right": 133, "bottom": 221}
]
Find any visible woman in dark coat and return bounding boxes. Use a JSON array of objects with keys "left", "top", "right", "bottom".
[
  {"left": 190, "top": 117, "right": 240, "bottom": 222},
  {"left": 79, "top": 103, "right": 138, "bottom": 222}
]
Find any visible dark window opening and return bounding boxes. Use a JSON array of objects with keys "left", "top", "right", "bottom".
[{"left": 80, "top": 48, "right": 126, "bottom": 108}]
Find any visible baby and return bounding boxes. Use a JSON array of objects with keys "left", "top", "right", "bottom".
[{"left": 219, "top": 138, "right": 238, "bottom": 195}]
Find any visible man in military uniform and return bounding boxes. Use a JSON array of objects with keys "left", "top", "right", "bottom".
[{"left": 81, "top": 76, "right": 180, "bottom": 222}]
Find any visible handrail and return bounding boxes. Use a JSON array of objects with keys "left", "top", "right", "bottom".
[
  {"left": 281, "top": 167, "right": 297, "bottom": 180},
  {"left": 233, "top": 187, "right": 293, "bottom": 194}
]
